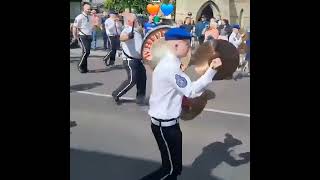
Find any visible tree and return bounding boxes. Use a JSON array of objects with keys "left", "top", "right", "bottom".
[{"left": 104, "top": 0, "right": 149, "bottom": 14}]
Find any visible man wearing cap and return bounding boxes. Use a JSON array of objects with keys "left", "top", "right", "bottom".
[
  {"left": 139, "top": 27, "right": 222, "bottom": 180},
  {"left": 218, "top": 19, "right": 232, "bottom": 40},
  {"left": 111, "top": 13, "right": 146, "bottom": 105},
  {"left": 103, "top": 11, "right": 122, "bottom": 66},
  {"left": 195, "top": 14, "right": 209, "bottom": 44},
  {"left": 228, "top": 24, "right": 244, "bottom": 49},
  {"left": 100, "top": 11, "right": 110, "bottom": 50},
  {"left": 72, "top": 2, "right": 94, "bottom": 73}
]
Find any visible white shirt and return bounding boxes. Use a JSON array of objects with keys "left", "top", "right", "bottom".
[
  {"left": 104, "top": 18, "right": 122, "bottom": 36},
  {"left": 120, "top": 26, "right": 143, "bottom": 60},
  {"left": 148, "top": 53, "right": 217, "bottom": 119},
  {"left": 229, "top": 32, "right": 242, "bottom": 48},
  {"left": 73, "top": 13, "right": 93, "bottom": 36}
]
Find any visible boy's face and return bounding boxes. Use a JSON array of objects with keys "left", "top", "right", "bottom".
[
  {"left": 233, "top": 28, "right": 239, "bottom": 33},
  {"left": 174, "top": 40, "right": 191, "bottom": 58}
]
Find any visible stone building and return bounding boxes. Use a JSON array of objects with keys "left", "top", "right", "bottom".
[{"left": 175, "top": 0, "right": 249, "bottom": 30}]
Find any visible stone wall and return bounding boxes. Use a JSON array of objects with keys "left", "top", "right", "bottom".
[{"left": 175, "top": 0, "right": 249, "bottom": 30}]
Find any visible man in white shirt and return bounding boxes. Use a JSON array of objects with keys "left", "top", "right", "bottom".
[
  {"left": 72, "top": 2, "right": 94, "bottom": 73},
  {"left": 139, "top": 27, "right": 222, "bottom": 180},
  {"left": 100, "top": 11, "right": 110, "bottom": 50},
  {"left": 102, "top": 11, "right": 123, "bottom": 66},
  {"left": 228, "top": 24, "right": 244, "bottom": 49},
  {"left": 111, "top": 13, "right": 146, "bottom": 105}
]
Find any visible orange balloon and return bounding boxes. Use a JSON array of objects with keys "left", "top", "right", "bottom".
[{"left": 147, "top": 4, "right": 160, "bottom": 15}]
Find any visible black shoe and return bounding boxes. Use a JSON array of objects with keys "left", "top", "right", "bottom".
[
  {"left": 112, "top": 94, "right": 121, "bottom": 105},
  {"left": 104, "top": 60, "right": 114, "bottom": 67},
  {"left": 78, "top": 67, "right": 88, "bottom": 73},
  {"left": 136, "top": 97, "right": 146, "bottom": 106},
  {"left": 106, "top": 62, "right": 115, "bottom": 66}
]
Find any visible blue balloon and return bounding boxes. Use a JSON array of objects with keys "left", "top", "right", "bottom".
[{"left": 161, "top": 3, "right": 174, "bottom": 16}]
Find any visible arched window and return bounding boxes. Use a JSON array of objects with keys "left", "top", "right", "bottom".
[{"left": 196, "top": 1, "right": 220, "bottom": 23}]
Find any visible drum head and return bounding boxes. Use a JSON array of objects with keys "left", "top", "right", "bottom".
[{"left": 141, "top": 25, "right": 191, "bottom": 71}]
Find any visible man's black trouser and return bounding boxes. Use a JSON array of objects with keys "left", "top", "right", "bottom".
[
  {"left": 103, "top": 35, "right": 120, "bottom": 65},
  {"left": 78, "top": 35, "right": 92, "bottom": 70},
  {"left": 112, "top": 59, "right": 146, "bottom": 99},
  {"left": 140, "top": 122, "right": 182, "bottom": 180}
]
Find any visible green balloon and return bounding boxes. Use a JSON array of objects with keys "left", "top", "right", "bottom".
[{"left": 154, "top": 16, "right": 160, "bottom": 23}]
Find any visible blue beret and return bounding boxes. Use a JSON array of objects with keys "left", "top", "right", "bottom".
[
  {"left": 232, "top": 24, "right": 240, "bottom": 29},
  {"left": 164, "top": 27, "right": 191, "bottom": 41}
]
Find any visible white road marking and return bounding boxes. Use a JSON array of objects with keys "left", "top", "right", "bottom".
[{"left": 75, "top": 91, "right": 250, "bottom": 118}]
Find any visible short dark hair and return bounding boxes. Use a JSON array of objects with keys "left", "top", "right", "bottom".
[
  {"left": 223, "top": 19, "right": 229, "bottom": 25},
  {"left": 183, "top": 17, "right": 191, "bottom": 25},
  {"left": 81, "top": 2, "right": 91, "bottom": 7}
]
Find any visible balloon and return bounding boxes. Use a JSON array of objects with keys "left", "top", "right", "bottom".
[
  {"left": 149, "top": 14, "right": 155, "bottom": 20},
  {"left": 154, "top": 16, "right": 160, "bottom": 23},
  {"left": 160, "top": 3, "right": 174, "bottom": 16},
  {"left": 147, "top": 4, "right": 160, "bottom": 16}
]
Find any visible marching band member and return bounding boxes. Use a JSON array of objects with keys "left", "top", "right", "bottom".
[{"left": 140, "top": 27, "right": 222, "bottom": 180}]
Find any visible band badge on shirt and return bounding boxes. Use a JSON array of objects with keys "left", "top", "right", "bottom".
[{"left": 175, "top": 74, "right": 187, "bottom": 88}]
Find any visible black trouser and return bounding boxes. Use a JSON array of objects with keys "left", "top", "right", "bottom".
[
  {"left": 140, "top": 123, "right": 182, "bottom": 180},
  {"left": 112, "top": 59, "right": 146, "bottom": 98},
  {"left": 103, "top": 35, "right": 120, "bottom": 65},
  {"left": 78, "top": 35, "right": 92, "bottom": 70}
]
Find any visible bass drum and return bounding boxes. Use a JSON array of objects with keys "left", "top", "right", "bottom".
[{"left": 141, "top": 25, "right": 191, "bottom": 71}]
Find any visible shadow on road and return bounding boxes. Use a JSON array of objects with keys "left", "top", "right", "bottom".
[
  {"left": 70, "top": 133, "right": 250, "bottom": 180},
  {"left": 205, "top": 89, "right": 216, "bottom": 100},
  {"left": 116, "top": 98, "right": 149, "bottom": 106},
  {"left": 88, "top": 65, "right": 124, "bottom": 73},
  {"left": 70, "top": 148, "right": 159, "bottom": 180},
  {"left": 70, "top": 56, "right": 106, "bottom": 63},
  {"left": 70, "top": 82, "right": 103, "bottom": 92},
  {"left": 180, "top": 133, "right": 250, "bottom": 179}
]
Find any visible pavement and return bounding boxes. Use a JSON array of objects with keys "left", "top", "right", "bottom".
[{"left": 70, "top": 42, "right": 250, "bottom": 180}]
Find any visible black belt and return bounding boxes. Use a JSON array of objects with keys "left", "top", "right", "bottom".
[
  {"left": 122, "top": 50, "right": 142, "bottom": 61},
  {"left": 151, "top": 116, "right": 179, "bottom": 122}
]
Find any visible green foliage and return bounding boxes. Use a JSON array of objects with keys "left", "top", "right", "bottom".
[
  {"left": 104, "top": 0, "right": 149, "bottom": 14},
  {"left": 162, "top": 0, "right": 170, "bottom": 4}
]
